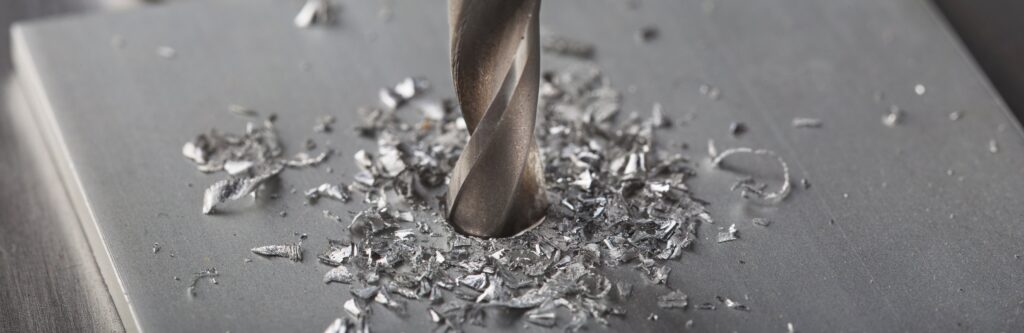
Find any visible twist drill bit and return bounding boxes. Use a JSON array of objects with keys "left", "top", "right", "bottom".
[{"left": 446, "top": 0, "right": 548, "bottom": 238}]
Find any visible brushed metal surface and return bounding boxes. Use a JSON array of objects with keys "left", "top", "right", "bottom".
[
  {"left": 8, "top": 0, "right": 1024, "bottom": 332},
  {"left": 0, "top": 1, "right": 126, "bottom": 332}
]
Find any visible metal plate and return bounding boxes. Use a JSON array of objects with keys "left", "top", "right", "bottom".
[{"left": 10, "top": 0, "right": 1024, "bottom": 331}]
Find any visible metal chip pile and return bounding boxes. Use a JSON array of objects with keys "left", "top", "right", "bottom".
[
  {"left": 184, "top": 68, "right": 727, "bottom": 331},
  {"left": 182, "top": 117, "right": 333, "bottom": 214},
  {"left": 298, "top": 65, "right": 716, "bottom": 332}
]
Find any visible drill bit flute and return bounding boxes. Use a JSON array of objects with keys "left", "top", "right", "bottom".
[{"left": 446, "top": 0, "right": 548, "bottom": 238}]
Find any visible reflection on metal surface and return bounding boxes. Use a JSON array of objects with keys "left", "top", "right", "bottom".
[{"left": 446, "top": 0, "right": 548, "bottom": 238}]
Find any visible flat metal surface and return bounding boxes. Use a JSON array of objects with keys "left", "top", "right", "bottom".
[{"left": 8, "top": 0, "right": 1024, "bottom": 332}]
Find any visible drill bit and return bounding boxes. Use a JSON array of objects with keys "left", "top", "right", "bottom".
[{"left": 446, "top": 0, "right": 548, "bottom": 238}]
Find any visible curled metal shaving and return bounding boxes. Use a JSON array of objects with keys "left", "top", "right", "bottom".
[
  {"left": 186, "top": 117, "right": 333, "bottom": 214},
  {"left": 710, "top": 146, "right": 792, "bottom": 204},
  {"left": 202, "top": 164, "right": 283, "bottom": 214},
  {"left": 187, "top": 268, "right": 219, "bottom": 297},
  {"left": 182, "top": 120, "right": 282, "bottom": 173},
  {"left": 447, "top": 0, "right": 548, "bottom": 237},
  {"left": 305, "top": 183, "right": 351, "bottom": 203}
]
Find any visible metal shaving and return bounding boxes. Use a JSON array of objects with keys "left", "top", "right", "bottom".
[
  {"left": 572, "top": 170, "right": 593, "bottom": 190},
  {"left": 427, "top": 308, "right": 443, "bottom": 323},
  {"left": 394, "top": 77, "right": 429, "bottom": 100},
  {"left": 344, "top": 299, "right": 362, "bottom": 317},
  {"left": 710, "top": 145, "right": 792, "bottom": 204},
  {"left": 294, "top": 0, "right": 331, "bottom": 28},
  {"left": 791, "top": 117, "right": 822, "bottom": 128},
  {"left": 286, "top": 149, "right": 333, "bottom": 168},
  {"left": 251, "top": 244, "right": 303, "bottom": 262},
  {"left": 228, "top": 104, "right": 258, "bottom": 117},
  {"left": 989, "top": 139, "right": 999, "bottom": 154},
  {"left": 223, "top": 160, "right": 254, "bottom": 175},
  {"left": 542, "top": 34, "right": 596, "bottom": 59},
  {"left": 723, "top": 297, "right": 749, "bottom": 311},
  {"left": 374, "top": 289, "right": 407, "bottom": 313},
  {"left": 752, "top": 217, "right": 771, "bottom": 227},
  {"left": 324, "top": 266, "right": 354, "bottom": 284},
  {"left": 882, "top": 105, "right": 903, "bottom": 127},
  {"left": 202, "top": 164, "right": 283, "bottom": 214},
  {"left": 183, "top": 119, "right": 282, "bottom": 172},
  {"left": 305, "top": 183, "right": 351, "bottom": 203},
  {"left": 379, "top": 77, "right": 429, "bottom": 110},
  {"left": 656, "top": 290, "right": 688, "bottom": 309},
  {"left": 187, "top": 268, "right": 219, "bottom": 297},
  {"left": 379, "top": 89, "right": 402, "bottom": 110},
  {"left": 318, "top": 241, "right": 355, "bottom": 266},
  {"left": 717, "top": 224, "right": 738, "bottom": 243}
]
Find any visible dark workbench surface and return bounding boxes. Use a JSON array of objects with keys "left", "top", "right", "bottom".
[
  {"left": 2, "top": 3, "right": 123, "bottom": 333},
  {"left": 2, "top": 0, "right": 1023, "bottom": 332}
]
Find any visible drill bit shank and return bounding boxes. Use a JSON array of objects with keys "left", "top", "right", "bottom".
[{"left": 447, "top": 0, "right": 547, "bottom": 238}]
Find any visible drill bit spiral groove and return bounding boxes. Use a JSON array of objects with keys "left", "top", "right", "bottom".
[{"left": 447, "top": 0, "right": 547, "bottom": 238}]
